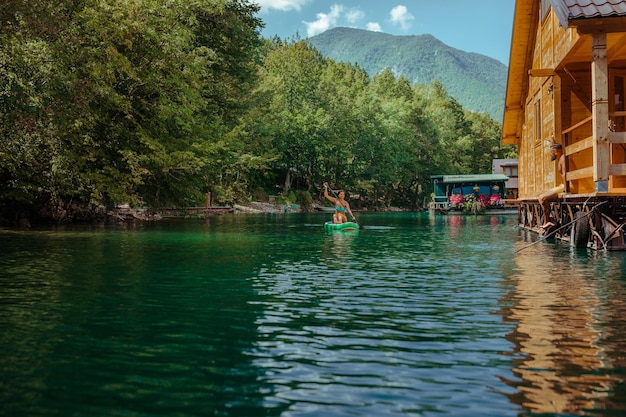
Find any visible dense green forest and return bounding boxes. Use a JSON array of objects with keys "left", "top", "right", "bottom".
[
  {"left": 307, "top": 27, "right": 508, "bottom": 121},
  {"left": 0, "top": 0, "right": 516, "bottom": 225}
]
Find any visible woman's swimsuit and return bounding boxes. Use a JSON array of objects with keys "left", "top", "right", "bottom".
[{"left": 335, "top": 206, "right": 346, "bottom": 212}]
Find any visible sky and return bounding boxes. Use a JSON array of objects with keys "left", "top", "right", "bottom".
[{"left": 255, "top": 0, "right": 516, "bottom": 65}]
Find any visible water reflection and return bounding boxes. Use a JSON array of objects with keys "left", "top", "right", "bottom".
[
  {"left": 500, "top": 237, "right": 626, "bottom": 415},
  {"left": 323, "top": 229, "right": 357, "bottom": 262},
  {"left": 4, "top": 214, "right": 626, "bottom": 416},
  {"left": 0, "top": 226, "right": 271, "bottom": 417},
  {"left": 250, "top": 214, "right": 519, "bottom": 416}
]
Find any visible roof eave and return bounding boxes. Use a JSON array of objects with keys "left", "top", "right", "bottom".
[
  {"left": 569, "top": 16, "right": 626, "bottom": 34},
  {"left": 501, "top": 0, "right": 538, "bottom": 146}
]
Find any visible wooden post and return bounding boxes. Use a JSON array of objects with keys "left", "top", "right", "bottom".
[{"left": 592, "top": 32, "right": 609, "bottom": 192}]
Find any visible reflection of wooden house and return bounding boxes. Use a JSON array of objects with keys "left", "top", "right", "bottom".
[
  {"left": 503, "top": 248, "right": 613, "bottom": 413},
  {"left": 502, "top": 0, "right": 626, "bottom": 249}
]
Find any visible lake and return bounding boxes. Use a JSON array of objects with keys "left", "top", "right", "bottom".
[{"left": 2, "top": 212, "right": 626, "bottom": 417}]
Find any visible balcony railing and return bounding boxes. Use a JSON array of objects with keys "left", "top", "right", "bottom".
[{"left": 562, "top": 111, "right": 626, "bottom": 193}]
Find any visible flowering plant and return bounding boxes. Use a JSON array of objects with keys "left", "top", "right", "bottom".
[
  {"left": 449, "top": 194, "right": 465, "bottom": 208},
  {"left": 463, "top": 194, "right": 485, "bottom": 214},
  {"left": 489, "top": 194, "right": 501, "bottom": 206},
  {"left": 448, "top": 193, "right": 502, "bottom": 213}
]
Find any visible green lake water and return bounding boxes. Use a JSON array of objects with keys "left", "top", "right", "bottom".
[{"left": 2, "top": 212, "right": 626, "bottom": 417}]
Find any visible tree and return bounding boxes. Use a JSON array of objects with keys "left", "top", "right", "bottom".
[
  {"left": 252, "top": 40, "right": 327, "bottom": 194},
  {"left": 463, "top": 111, "right": 505, "bottom": 174},
  {"left": 1, "top": 2, "right": 514, "bottom": 222},
  {"left": 0, "top": 0, "right": 267, "bottom": 222}
]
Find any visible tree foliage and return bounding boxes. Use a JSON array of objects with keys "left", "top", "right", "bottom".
[
  {"left": 306, "top": 27, "right": 508, "bottom": 121},
  {"left": 0, "top": 2, "right": 515, "bottom": 224}
]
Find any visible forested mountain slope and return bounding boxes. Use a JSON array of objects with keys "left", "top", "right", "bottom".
[{"left": 307, "top": 27, "right": 507, "bottom": 121}]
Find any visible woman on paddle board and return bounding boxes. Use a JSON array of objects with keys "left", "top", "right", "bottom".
[{"left": 323, "top": 182, "right": 356, "bottom": 224}]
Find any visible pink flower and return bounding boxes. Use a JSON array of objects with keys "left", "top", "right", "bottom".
[
  {"left": 478, "top": 195, "right": 490, "bottom": 206},
  {"left": 449, "top": 194, "right": 465, "bottom": 208}
]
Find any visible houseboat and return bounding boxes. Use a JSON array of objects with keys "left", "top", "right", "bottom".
[
  {"left": 503, "top": 0, "right": 626, "bottom": 249},
  {"left": 429, "top": 174, "right": 510, "bottom": 214}
]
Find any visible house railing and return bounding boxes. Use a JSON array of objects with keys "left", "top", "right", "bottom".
[{"left": 561, "top": 111, "right": 626, "bottom": 192}]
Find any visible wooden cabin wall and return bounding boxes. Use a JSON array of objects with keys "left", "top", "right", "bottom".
[
  {"left": 560, "top": 68, "right": 594, "bottom": 194},
  {"left": 519, "top": 9, "right": 560, "bottom": 199},
  {"left": 516, "top": 8, "right": 606, "bottom": 199},
  {"left": 553, "top": 16, "right": 581, "bottom": 65}
]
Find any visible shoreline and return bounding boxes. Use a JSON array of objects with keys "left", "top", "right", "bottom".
[{"left": 1, "top": 201, "right": 412, "bottom": 228}]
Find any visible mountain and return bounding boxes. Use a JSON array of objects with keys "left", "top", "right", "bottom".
[{"left": 306, "top": 27, "right": 507, "bottom": 122}]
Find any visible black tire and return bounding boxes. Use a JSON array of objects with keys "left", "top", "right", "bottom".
[{"left": 572, "top": 210, "right": 590, "bottom": 248}]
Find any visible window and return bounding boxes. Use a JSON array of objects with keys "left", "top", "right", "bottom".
[
  {"left": 503, "top": 166, "right": 518, "bottom": 177},
  {"left": 534, "top": 99, "right": 542, "bottom": 142}
]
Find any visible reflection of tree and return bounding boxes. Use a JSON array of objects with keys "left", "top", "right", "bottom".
[
  {"left": 498, "top": 244, "right": 626, "bottom": 414},
  {"left": 0, "top": 225, "right": 274, "bottom": 416}
]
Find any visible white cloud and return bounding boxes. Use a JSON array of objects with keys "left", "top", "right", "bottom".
[
  {"left": 367, "top": 22, "right": 382, "bottom": 32},
  {"left": 256, "top": 0, "right": 311, "bottom": 12},
  {"left": 389, "top": 5, "right": 414, "bottom": 31},
  {"left": 345, "top": 8, "right": 365, "bottom": 24},
  {"left": 304, "top": 5, "right": 344, "bottom": 37}
]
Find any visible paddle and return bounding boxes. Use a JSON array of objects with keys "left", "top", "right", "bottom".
[{"left": 325, "top": 184, "right": 364, "bottom": 229}]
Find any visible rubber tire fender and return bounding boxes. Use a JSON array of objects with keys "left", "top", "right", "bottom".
[{"left": 572, "top": 210, "right": 590, "bottom": 248}]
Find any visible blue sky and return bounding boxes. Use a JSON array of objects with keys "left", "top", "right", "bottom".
[{"left": 255, "top": 0, "right": 516, "bottom": 65}]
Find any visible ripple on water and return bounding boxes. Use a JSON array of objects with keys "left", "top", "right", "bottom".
[
  {"left": 250, "top": 254, "right": 515, "bottom": 416},
  {"left": 4, "top": 215, "right": 626, "bottom": 416}
]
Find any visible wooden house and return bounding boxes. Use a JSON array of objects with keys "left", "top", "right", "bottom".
[
  {"left": 493, "top": 158, "right": 519, "bottom": 199},
  {"left": 503, "top": 0, "right": 626, "bottom": 249}
]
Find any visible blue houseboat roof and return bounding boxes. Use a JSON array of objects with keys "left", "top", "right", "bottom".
[
  {"left": 431, "top": 174, "right": 509, "bottom": 183},
  {"left": 431, "top": 174, "right": 509, "bottom": 199}
]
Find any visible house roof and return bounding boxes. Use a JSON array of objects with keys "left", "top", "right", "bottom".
[
  {"left": 431, "top": 174, "right": 509, "bottom": 184},
  {"left": 556, "top": 0, "right": 626, "bottom": 33},
  {"left": 555, "top": 0, "right": 626, "bottom": 24},
  {"left": 501, "top": 0, "right": 538, "bottom": 145},
  {"left": 501, "top": 0, "right": 626, "bottom": 146}
]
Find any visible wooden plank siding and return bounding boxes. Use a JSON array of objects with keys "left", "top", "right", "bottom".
[{"left": 503, "top": 0, "right": 626, "bottom": 200}]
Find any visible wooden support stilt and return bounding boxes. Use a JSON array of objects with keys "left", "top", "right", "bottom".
[{"left": 592, "top": 33, "right": 610, "bottom": 192}]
